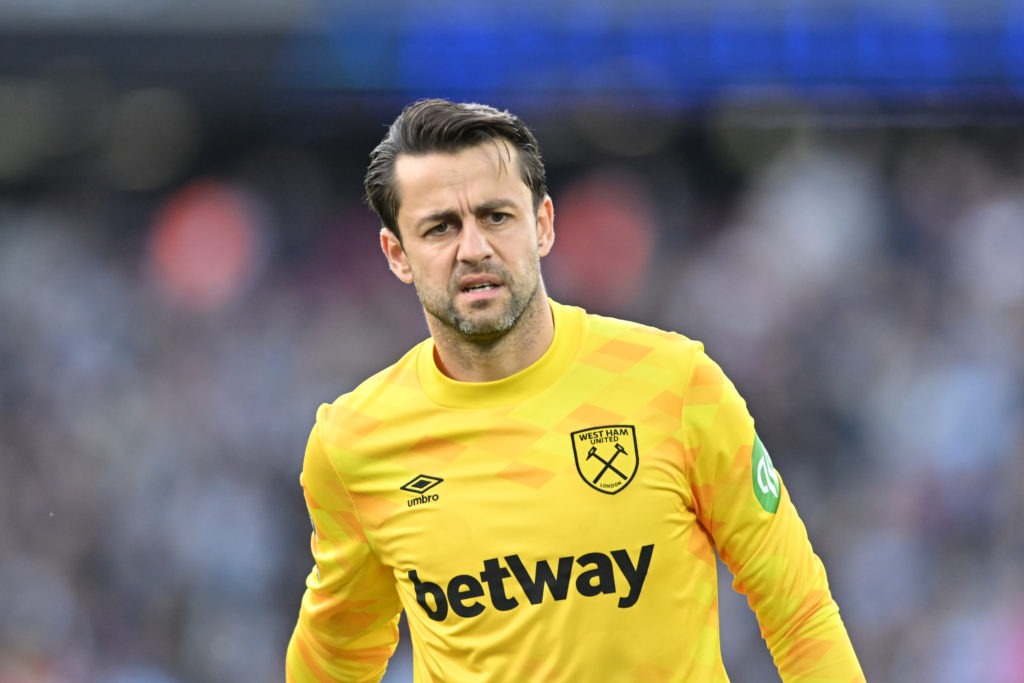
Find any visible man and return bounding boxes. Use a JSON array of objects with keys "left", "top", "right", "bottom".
[{"left": 286, "top": 99, "right": 864, "bottom": 682}]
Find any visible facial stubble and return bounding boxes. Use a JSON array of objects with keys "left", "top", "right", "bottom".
[{"left": 416, "top": 258, "right": 542, "bottom": 346}]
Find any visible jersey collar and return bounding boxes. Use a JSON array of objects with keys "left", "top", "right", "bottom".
[{"left": 417, "top": 299, "right": 582, "bottom": 409}]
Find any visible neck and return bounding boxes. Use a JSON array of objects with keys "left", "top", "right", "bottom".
[{"left": 427, "top": 291, "right": 555, "bottom": 383}]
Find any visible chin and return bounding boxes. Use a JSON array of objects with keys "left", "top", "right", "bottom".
[{"left": 455, "top": 311, "right": 518, "bottom": 337}]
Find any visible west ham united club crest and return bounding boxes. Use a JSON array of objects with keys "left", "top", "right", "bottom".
[{"left": 570, "top": 425, "right": 639, "bottom": 494}]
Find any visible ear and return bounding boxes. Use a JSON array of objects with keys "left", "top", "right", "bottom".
[
  {"left": 380, "top": 228, "right": 414, "bottom": 284},
  {"left": 536, "top": 195, "right": 555, "bottom": 257}
]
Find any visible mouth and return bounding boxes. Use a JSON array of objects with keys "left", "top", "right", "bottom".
[
  {"left": 457, "top": 275, "right": 504, "bottom": 301},
  {"left": 458, "top": 274, "right": 503, "bottom": 292},
  {"left": 462, "top": 283, "right": 500, "bottom": 293}
]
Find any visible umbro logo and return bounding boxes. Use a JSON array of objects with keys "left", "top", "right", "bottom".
[
  {"left": 402, "top": 474, "right": 443, "bottom": 507},
  {"left": 402, "top": 474, "right": 443, "bottom": 494}
]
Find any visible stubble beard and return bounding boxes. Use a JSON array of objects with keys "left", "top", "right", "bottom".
[{"left": 419, "top": 263, "right": 541, "bottom": 345}]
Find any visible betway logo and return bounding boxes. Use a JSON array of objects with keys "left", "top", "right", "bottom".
[{"left": 409, "top": 544, "right": 654, "bottom": 621}]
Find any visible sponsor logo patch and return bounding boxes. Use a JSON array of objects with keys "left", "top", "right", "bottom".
[
  {"left": 570, "top": 425, "right": 639, "bottom": 494},
  {"left": 751, "top": 434, "right": 780, "bottom": 513}
]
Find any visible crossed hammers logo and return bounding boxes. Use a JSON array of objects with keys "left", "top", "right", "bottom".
[{"left": 586, "top": 443, "right": 629, "bottom": 484}]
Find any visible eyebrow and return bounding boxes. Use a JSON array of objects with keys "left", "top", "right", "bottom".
[{"left": 414, "top": 199, "right": 519, "bottom": 231}]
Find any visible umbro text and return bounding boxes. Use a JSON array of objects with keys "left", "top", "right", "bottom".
[
  {"left": 409, "top": 543, "right": 654, "bottom": 621},
  {"left": 408, "top": 494, "right": 439, "bottom": 507}
]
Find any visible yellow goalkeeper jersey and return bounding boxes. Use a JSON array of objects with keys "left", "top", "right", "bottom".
[{"left": 286, "top": 300, "right": 864, "bottom": 682}]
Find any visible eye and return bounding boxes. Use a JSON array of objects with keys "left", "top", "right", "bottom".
[
  {"left": 427, "top": 221, "right": 454, "bottom": 236},
  {"left": 486, "top": 212, "right": 510, "bottom": 225}
]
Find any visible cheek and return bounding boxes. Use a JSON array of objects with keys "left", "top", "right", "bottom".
[
  {"left": 508, "top": 239, "right": 542, "bottom": 268},
  {"left": 409, "top": 255, "right": 450, "bottom": 287}
]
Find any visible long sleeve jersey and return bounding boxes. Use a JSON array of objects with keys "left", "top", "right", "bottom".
[{"left": 286, "top": 300, "right": 864, "bottom": 682}]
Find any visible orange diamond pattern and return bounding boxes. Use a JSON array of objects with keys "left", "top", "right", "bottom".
[
  {"left": 497, "top": 461, "right": 556, "bottom": 489},
  {"left": 409, "top": 435, "right": 468, "bottom": 462}
]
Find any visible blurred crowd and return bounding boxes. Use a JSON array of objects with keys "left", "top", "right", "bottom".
[{"left": 1, "top": 101, "right": 1023, "bottom": 683}]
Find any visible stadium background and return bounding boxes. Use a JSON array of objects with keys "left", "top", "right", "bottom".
[{"left": 2, "top": 1, "right": 1023, "bottom": 681}]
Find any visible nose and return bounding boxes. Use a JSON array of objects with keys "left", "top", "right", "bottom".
[{"left": 456, "top": 220, "right": 494, "bottom": 263}]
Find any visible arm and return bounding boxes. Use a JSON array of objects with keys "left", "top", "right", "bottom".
[
  {"left": 681, "top": 347, "right": 864, "bottom": 682},
  {"left": 286, "top": 404, "right": 403, "bottom": 682}
]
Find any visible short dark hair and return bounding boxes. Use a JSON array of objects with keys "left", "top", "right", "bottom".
[{"left": 364, "top": 99, "right": 548, "bottom": 239}]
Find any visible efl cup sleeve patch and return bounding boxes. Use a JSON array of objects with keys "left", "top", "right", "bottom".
[{"left": 751, "top": 434, "right": 780, "bottom": 513}]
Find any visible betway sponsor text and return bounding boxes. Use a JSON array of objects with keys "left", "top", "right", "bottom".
[{"left": 409, "top": 544, "right": 654, "bottom": 621}]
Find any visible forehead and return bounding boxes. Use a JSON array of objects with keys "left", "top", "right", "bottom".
[{"left": 394, "top": 141, "right": 528, "bottom": 211}]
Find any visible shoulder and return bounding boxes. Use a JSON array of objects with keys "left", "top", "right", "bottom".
[
  {"left": 573, "top": 304, "right": 706, "bottom": 368},
  {"left": 315, "top": 339, "right": 428, "bottom": 446}
]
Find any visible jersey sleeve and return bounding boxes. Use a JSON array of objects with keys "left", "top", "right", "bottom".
[
  {"left": 680, "top": 346, "right": 865, "bottom": 682},
  {"left": 286, "top": 404, "right": 403, "bottom": 683}
]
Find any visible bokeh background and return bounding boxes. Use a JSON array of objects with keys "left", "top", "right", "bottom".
[{"left": 3, "top": 1, "right": 1024, "bottom": 681}]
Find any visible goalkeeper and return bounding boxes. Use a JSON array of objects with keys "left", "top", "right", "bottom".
[{"left": 286, "top": 99, "right": 865, "bottom": 682}]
